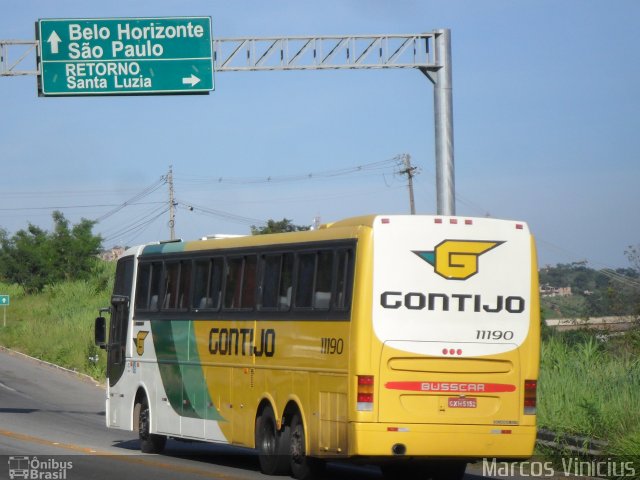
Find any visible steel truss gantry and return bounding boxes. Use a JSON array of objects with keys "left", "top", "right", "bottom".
[
  {"left": 213, "top": 34, "right": 435, "bottom": 71},
  {"left": 1, "top": 30, "right": 455, "bottom": 215}
]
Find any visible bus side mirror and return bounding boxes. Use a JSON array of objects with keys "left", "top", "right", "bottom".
[{"left": 95, "top": 316, "right": 107, "bottom": 349}]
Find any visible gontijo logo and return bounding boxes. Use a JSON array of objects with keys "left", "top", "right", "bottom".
[
  {"left": 413, "top": 239, "right": 504, "bottom": 280},
  {"left": 135, "top": 331, "right": 149, "bottom": 355}
]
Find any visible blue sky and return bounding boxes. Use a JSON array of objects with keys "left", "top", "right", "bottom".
[{"left": 1, "top": 0, "right": 639, "bottom": 269}]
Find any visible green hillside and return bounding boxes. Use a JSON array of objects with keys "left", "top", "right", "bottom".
[{"left": 540, "top": 262, "right": 640, "bottom": 320}]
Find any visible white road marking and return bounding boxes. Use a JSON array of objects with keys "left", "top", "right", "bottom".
[{"left": 0, "top": 381, "right": 17, "bottom": 392}]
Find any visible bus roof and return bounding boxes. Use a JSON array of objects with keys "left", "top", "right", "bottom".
[{"left": 121, "top": 214, "right": 530, "bottom": 258}]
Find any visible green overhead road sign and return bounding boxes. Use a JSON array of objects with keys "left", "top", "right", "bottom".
[
  {"left": 37, "top": 17, "right": 214, "bottom": 96},
  {"left": 0, "top": 295, "right": 8, "bottom": 306}
]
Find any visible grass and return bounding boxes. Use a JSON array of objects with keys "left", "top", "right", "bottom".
[
  {"left": 538, "top": 328, "right": 640, "bottom": 454},
  {"left": 0, "top": 259, "right": 114, "bottom": 380}
]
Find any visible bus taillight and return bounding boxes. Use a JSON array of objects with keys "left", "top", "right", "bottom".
[
  {"left": 524, "top": 380, "right": 537, "bottom": 415},
  {"left": 357, "top": 375, "right": 374, "bottom": 411}
]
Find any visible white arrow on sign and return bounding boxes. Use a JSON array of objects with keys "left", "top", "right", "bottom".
[
  {"left": 47, "top": 30, "right": 62, "bottom": 54},
  {"left": 182, "top": 74, "right": 201, "bottom": 87}
]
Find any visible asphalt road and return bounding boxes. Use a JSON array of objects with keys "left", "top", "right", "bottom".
[{"left": 0, "top": 348, "right": 493, "bottom": 480}]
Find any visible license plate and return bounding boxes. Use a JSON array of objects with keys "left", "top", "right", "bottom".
[{"left": 448, "top": 397, "right": 477, "bottom": 408}]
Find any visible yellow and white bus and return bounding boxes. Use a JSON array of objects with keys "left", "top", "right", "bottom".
[{"left": 95, "top": 214, "right": 540, "bottom": 480}]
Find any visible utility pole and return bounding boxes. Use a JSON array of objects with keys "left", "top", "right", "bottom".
[
  {"left": 168, "top": 165, "right": 176, "bottom": 240},
  {"left": 398, "top": 154, "right": 418, "bottom": 214}
]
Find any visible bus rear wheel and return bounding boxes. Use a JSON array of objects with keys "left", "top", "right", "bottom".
[
  {"left": 289, "top": 412, "right": 325, "bottom": 480},
  {"left": 138, "top": 397, "right": 166, "bottom": 454},
  {"left": 255, "top": 405, "right": 290, "bottom": 475}
]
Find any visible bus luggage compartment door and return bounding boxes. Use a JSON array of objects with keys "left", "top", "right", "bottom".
[{"left": 378, "top": 342, "right": 521, "bottom": 425}]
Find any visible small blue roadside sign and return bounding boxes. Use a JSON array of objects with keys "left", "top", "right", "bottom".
[{"left": 1, "top": 295, "right": 8, "bottom": 327}]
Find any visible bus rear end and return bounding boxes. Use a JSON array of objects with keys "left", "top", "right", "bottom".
[{"left": 350, "top": 215, "right": 539, "bottom": 472}]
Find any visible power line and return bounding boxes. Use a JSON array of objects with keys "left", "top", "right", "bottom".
[
  {"left": 0, "top": 201, "right": 164, "bottom": 212},
  {"left": 101, "top": 205, "right": 169, "bottom": 244},
  {"left": 191, "top": 185, "right": 406, "bottom": 207},
  {"left": 115, "top": 209, "right": 169, "bottom": 246},
  {"left": 175, "top": 156, "right": 401, "bottom": 186},
  {"left": 177, "top": 200, "right": 265, "bottom": 226},
  {"left": 101, "top": 203, "right": 168, "bottom": 237},
  {"left": 95, "top": 177, "right": 166, "bottom": 223},
  {"left": 0, "top": 187, "right": 161, "bottom": 198}
]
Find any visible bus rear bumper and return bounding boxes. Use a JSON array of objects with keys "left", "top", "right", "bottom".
[{"left": 348, "top": 422, "right": 536, "bottom": 458}]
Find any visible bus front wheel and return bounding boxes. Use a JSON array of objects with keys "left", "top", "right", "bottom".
[{"left": 138, "top": 397, "right": 167, "bottom": 454}]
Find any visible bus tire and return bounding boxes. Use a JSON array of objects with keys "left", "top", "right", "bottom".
[
  {"left": 255, "top": 406, "right": 290, "bottom": 475},
  {"left": 138, "top": 397, "right": 167, "bottom": 454},
  {"left": 289, "top": 412, "right": 325, "bottom": 480}
]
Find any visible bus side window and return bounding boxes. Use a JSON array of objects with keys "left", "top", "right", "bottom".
[
  {"left": 148, "top": 262, "right": 163, "bottom": 311},
  {"left": 209, "top": 258, "right": 223, "bottom": 309},
  {"left": 241, "top": 255, "right": 257, "bottom": 309},
  {"left": 295, "top": 253, "right": 316, "bottom": 309},
  {"left": 314, "top": 250, "right": 333, "bottom": 310},
  {"left": 261, "top": 254, "right": 282, "bottom": 309},
  {"left": 224, "top": 257, "right": 244, "bottom": 309},
  {"left": 135, "top": 263, "right": 151, "bottom": 310},
  {"left": 334, "top": 249, "right": 353, "bottom": 310},
  {"left": 279, "top": 253, "right": 294, "bottom": 310},
  {"left": 261, "top": 253, "right": 295, "bottom": 311},
  {"left": 224, "top": 256, "right": 257, "bottom": 310},
  {"left": 178, "top": 260, "right": 192, "bottom": 310},
  {"left": 135, "top": 261, "right": 162, "bottom": 311},
  {"left": 162, "top": 262, "right": 180, "bottom": 309},
  {"left": 192, "top": 258, "right": 223, "bottom": 311}
]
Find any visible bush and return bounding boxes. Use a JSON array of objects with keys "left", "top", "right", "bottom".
[{"left": 0, "top": 211, "right": 102, "bottom": 293}]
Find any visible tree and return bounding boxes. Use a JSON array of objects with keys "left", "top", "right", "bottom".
[
  {"left": 250, "top": 218, "right": 310, "bottom": 235},
  {"left": 0, "top": 211, "right": 102, "bottom": 292}
]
